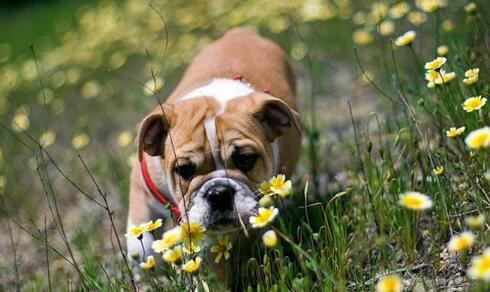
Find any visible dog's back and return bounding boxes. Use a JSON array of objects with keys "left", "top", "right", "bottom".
[{"left": 169, "top": 28, "right": 297, "bottom": 110}]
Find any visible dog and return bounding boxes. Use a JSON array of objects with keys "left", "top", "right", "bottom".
[{"left": 126, "top": 28, "right": 301, "bottom": 282}]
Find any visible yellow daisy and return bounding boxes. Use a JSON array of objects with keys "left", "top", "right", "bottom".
[
  {"left": 416, "top": 0, "right": 447, "bottom": 13},
  {"left": 407, "top": 11, "right": 427, "bottom": 26},
  {"left": 262, "top": 230, "right": 279, "bottom": 248},
  {"left": 269, "top": 174, "right": 292, "bottom": 198},
  {"left": 399, "top": 191, "right": 433, "bottom": 211},
  {"left": 442, "top": 20, "right": 454, "bottom": 32},
  {"left": 433, "top": 70, "right": 456, "bottom": 85},
  {"left": 425, "top": 57, "right": 446, "bottom": 70},
  {"left": 379, "top": 20, "right": 395, "bottom": 36},
  {"left": 464, "top": 2, "right": 477, "bottom": 14},
  {"left": 468, "top": 248, "right": 490, "bottom": 281},
  {"left": 448, "top": 231, "right": 475, "bottom": 252},
  {"left": 39, "top": 130, "right": 56, "bottom": 147},
  {"left": 462, "top": 96, "right": 487, "bottom": 112},
  {"left": 162, "top": 246, "right": 183, "bottom": 264},
  {"left": 353, "top": 29, "right": 373, "bottom": 45},
  {"left": 183, "top": 243, "right": 201, "bottom": 255},
  {"left": 465, "top": 214, "right": 485, "bottom": 229},
  {"left": 394, "top": 30, "right": 416, "bottom": 47},
  {"left": 144, "top": 218, "right": 163, "bottom": 232},
  {"left": 433, "top": 166, "right": 444, "bottom": 176},
  {"left": 143, "top": 77, "right": 164, "bottom": 96},
  {"left": 139, "top": 255, "right": 156, "bottom": 271},
  {"left": 182, "top": 257, "right": 202, "bottom": 274},
  {"left": 463, "top": 68, "right": 479, "bottom": 85},
  {"left": 437, "top": 45, "right": 448, "bottom": 56},
  {"left": 249, "top": 207, "right": 279, "bottom": 228},
  {"left": 210, "top": 235, "right": 232, "bottom": 263},
  {"left": 258, "top": 181, "right": 274, "bottom": 197},
  {"left": 376, "top": 274, "right": 403, "bottom": 292},
  {"left": 389, "top": 2, "right": 410, "bottom": 19},
  {"left": 11, "top": 110, "right": 30, "bottom": 132},
  {"left": 117, "top": 131, "right": 133, "bottom": 148},
  {"left": 152, "top": 227, "right": 183, "bottom": 252},
  {"left": 465, "top": 127, "right": 490, "bottom": 150},
  {"left": 72, "top": 133, "right": 90, "bottom": 150},
  {"left": 446, "top": 126, "right": 465, "bottom": 138},
  {"left": 125, "top": 224, "right": 146, "bottom": 239},
  {"left": 180, "top": 222, "right": 206, "bottom": 248}
]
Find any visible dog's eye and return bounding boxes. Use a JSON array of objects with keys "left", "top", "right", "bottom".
[
  {"left": 174, "top": 163, "right": 196, "bottom": 180},
  {"left": 232, "top": 152, "right": 259, "bottom": 172}
]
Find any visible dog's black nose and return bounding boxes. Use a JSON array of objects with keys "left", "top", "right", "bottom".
[{"left": 204, "top": 185, "right": 235, "bottom": 211}]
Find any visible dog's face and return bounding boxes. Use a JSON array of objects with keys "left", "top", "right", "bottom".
[{"left": 138, "top": 92, "right": 298, "bottom": 233}]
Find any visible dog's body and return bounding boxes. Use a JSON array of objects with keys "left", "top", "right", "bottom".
[{"left": 127, "top": 28, "right": 301, "bottom": 282}]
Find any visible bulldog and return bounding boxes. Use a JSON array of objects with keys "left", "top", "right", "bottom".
[{"left": 126, "top": 28, "right": 301, "bottom": 282}]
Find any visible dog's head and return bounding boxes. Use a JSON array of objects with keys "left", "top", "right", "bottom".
[{"left": 137, "top": 92, "right": 299, "bottom": 233}]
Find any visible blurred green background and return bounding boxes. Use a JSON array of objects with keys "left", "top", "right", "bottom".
[{"left": 0, "top": 0, "right": 488, "bottom": 290}]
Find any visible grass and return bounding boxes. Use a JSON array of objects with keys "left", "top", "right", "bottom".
[{"left": 0, "top": 0, "right": 489, "bottom": 291}]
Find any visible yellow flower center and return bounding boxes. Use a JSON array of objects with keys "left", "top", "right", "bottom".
[{"left": 403, "top": 196, "right": 423, "bottom": 208}]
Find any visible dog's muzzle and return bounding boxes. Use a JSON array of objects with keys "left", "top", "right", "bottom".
[{"left": 186, "top": 174, "right": 258, "bottom": 232}]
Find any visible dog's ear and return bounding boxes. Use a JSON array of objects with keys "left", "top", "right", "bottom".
[
  {"left": 252, "top": 94, "right": 301, "bottom": 142},
  {"left": 137, "top": 106, "right": 173, "bottom": 158}
]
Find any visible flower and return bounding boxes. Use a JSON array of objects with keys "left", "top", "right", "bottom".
[
  {"left": 437, "top": 45, "right": 448, "bottom": 56},
  {"left": 416, "top": 0, "right": 447, "bottom": 13},
  {"left": 462, "top": 96, "right": 487, "bottom": 112},
  {"left": 442, "top": 20, "right": 454, "bottom": 32},
  {"left": 210, "top": 235, "right": 232, "bottom": 263},
  {"left": 424, "top": 57, "right": 446, "bottom": 70},
  {"left": 125, "top": 224, "right": 146, "bottom": 239},
  {"left": 144, "top": 218, "right": 163, "bottom": 232},
  {"left": 448, "top": 231, "right": 475, "bottom": 252},
  {"left": 259, "top": 181, "right": 274, "bottom": 197},
  {"left": 143, "top": 77, "right": 164, "bottom": 96},
  {"left": 353, "top": 29, "right": 373, "bottom": 45},
  {"left": 399, "top": 191, "right": 433, "bottom": 211},
  {"left": 183, "top": 243, "right": 201, "bottom": 254},
  {"left": 11, "top": 110, "right": 30, "bottom": 132},
  {"left": 394, "top": 30, "right": 416, "bottom": 46},
  {"left": 389, "top": 2, "right": 410, "bottom": 19},
  {"left": 152, "top": 227, "right": 183, "bottom": 252},
  {"left": 468, "top": 248, "right": 490, "bottom": 281},
  {"left": 466, "top": 214, "right": 485, "bottom": 228},
  {"left": 433, "top": 166, "right": 444, "bottom": 176},
  {"left": 446, "top": 126, "right": 465, "bottom": 138},
  {"left": 379, "top": 20, "right": 394, "bottom": 36},
  {"left": 81, "top": 81, "right": 100, "bottom": 98},
  {"left": 463, "top": 68, "right": 479, "bottom": 85},
  {"left": 408, "top": 11, "right": 427, "bottom": 25},
  {"left": 465, "top": 127, "right": 490, "bottom": 150},
  {"left": 139, "top": 255, "right": 156, "bottom": 271},
  {"left": 465, "top": 2, "right": 477, "bottom": 14},
  {"left": 249, "top": 207, "right": 279, "bottom": 228},
  {"left": 180, "top": 222, "right": 206, "bottom": 247},
  {"left": 426, "top": 69, "right": 456, "bottom": 87},
  {"left": 72, "top": 133, "right": 90, "bottom": 150},
  {"left": 117, "top": 131, "right": 133, "bottom": 148},
  {"left": 262, "top": 230, "right": 279, "bottom": 248},
  {"left": 376, "top": 274, "right": 403, "bottom": 292},
  {"left": 39, "top": 130, "right": 56, "bottom": 147},
  {"left": 182, "top": 257, "right": 201, "bottom": 274},
  {"left": 434, "top": 70, "right": 456, "bottom": 85},
  {"left": 162, "top": 246, "right": 183, "bottom": 264},
  {"left": 269, "top": 174, "right": 292, "bottom": 198}
]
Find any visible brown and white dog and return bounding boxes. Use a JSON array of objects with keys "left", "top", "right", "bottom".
[{"left": 127, "top": 28, "right": 301, "bottom": 280}]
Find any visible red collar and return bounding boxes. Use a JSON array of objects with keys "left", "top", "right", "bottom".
[{"left": 140, "top": 155, "right": 181, "bottom": 222}]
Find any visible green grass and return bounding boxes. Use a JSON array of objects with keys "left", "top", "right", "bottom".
[{"left": 0, "top": 0, "right": 489, "bottom": 291}]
